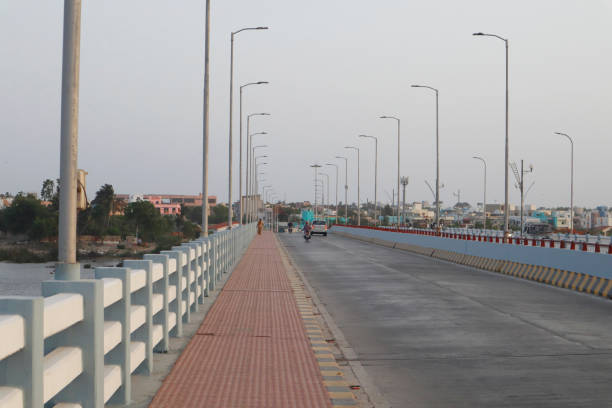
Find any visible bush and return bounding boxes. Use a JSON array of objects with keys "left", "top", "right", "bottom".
[{"left": 153, "top": 235, "right": 182, "bottom": 253}]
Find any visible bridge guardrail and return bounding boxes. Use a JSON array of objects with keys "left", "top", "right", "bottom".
[
  {"left": 348, "top": 225, "right": 612, "bottom": 254},
  {"left": 0, "top": 224, "right": 255, "bottom": 408},
  {"left": 332, "top": 224, "right": 612, "bottom": 299}
]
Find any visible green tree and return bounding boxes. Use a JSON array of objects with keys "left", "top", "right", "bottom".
[
  {"left": 382, "top": 204, "right": 393, "bottom": 216},
  {"left": 208, "top": 205, "right": 228, "bottom": 225},
  {"left": 90, "top": 184, "right": 115, "bottom": 235},
  {"left": 3, "top": 194, "right": 57, "bottom": 239},
  {"left": 40, "top": 179, "right": 55, "bottom": 202},
  {"left": 124, "top": 200, "right": 172, "bottom": 242}
]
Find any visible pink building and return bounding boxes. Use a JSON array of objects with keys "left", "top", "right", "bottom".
[{"left": 145, "top": 195, "right": 181, "bottom": 216}]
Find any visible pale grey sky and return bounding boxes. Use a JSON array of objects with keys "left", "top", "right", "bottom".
[{"left": 2, "top": 0, "right": 612, "bottom": 208}]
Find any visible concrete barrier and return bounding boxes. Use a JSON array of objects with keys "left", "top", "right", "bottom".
[
  {"left": 0, "top": 224, "right": 256, "bottom": 408},
  {"left": 332, "top": 225, "right": 612, "bottom": 300}
]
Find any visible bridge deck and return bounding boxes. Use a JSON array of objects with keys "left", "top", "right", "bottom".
[
  {"left": 149, "top": 232, "right": 332, "bottom": 408},
  {"left": 280, "top": 231, "right": 612, "bottom": 407}
]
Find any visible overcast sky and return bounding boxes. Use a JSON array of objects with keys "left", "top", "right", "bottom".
[{"left": 2, "top": 0, "right": 612, "bottom": 208}]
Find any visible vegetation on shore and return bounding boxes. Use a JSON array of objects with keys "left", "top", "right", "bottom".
[{"left": 0, "top": 180, "right": 205, "bottom": 263}]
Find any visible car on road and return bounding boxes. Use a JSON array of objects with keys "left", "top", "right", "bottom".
[{"left": 311, "top": 220, "right": 328, "bottom": 236}]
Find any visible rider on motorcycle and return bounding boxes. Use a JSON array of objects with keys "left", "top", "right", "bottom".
[{"left": 303, "top": 221, "right": 312, "bottom": 238}]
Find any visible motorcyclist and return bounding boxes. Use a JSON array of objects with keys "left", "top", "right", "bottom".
[{"left": 303, "top": 221, "right": 312, "bottom": 238}]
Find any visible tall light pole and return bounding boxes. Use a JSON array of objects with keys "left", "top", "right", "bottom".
[
  {"left": 320, "top": 172, "right": 330, "bottom": 225},
  {"left": 239, "top": 82, "right": 268, "bottom": 224},
  {"left": 345, "top": 146, "right": 360, "bottom": 226},
  {"left": 57, "top": 0, "right": 82, "bottom": 280},
  {"left": 411, "top": 85, "right": 440, "bottom": 231},
  {"left": 247, "top": 114, "right": 270, "bottom": 222},
  {"left": 473, "top": 156, "right": 487, "bottom": 229},
  {"left": 253, "top": 148, "right": 268, "bottom": 220},
  {"left": 335, "top": 156, "right": 349, "bottom": 225},
  {"left": 380, "top": 116, "right": 401, "bottom": 224},
  {"left": 474, "top": 32, "right": 509, "bottom": 237},
  {"left": 247, "top": 126, "right": 268, "bottom": 222},
  {"left": 227, "top": 26, "right": 268, "bottom": 229},
  {"left": 262, "top": 185, "right": 272, "bottom": 222},
  {"left": 202, "top": 0, "right": 211, "bottom": 237},
  {"left": 257, "top": 166, "right": 268, "bottom": 220},
  {"left": 555, "top": 132, "right": 574, "bottom": 233},
  {"left": 359, "top": 134, "right": 378, "bottom": 225},
  {"left": 310, "top": 164, "right": 322, "bottom": 219},
  {"left": 326, "top": 163, "right": 339, "bottom": 224},
  {"left": 315, "top": 178, "right": 325, "bottom": 217}
]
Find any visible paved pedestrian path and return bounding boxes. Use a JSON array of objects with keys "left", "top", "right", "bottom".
[{"left": 149, "top": 232, "right": 351, "bottom": 408}]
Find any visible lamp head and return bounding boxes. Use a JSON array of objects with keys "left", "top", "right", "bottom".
[
  {"left": 473, "top": 32, "right": 485, "bottom": 36},
  {"left": 257, "top": 26, "right": 269, "bottom": 30},
  {"left": 257, "top": 81, "right": 269, "bottom": 84}
]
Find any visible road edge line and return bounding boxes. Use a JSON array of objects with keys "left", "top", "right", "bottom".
[{"left": 277, "top": 236, "right": 392, "bottom": 408}]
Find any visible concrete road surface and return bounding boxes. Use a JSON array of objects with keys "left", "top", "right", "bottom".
[{"left": 279, "top": 232, "right": 612, "bottom": 408}]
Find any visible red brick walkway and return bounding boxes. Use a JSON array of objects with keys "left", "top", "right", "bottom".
[{"left": 149, "top": 232, "right": 332, "bottom": 408}]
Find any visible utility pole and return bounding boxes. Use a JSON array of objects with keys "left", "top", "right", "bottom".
[
  {"left": 453, "top": 189, "right": 461, "bottom": 205},
  {"left": 511, "top": 160, "right": 533, "bottom": 238},
  {"left": 401, "top": 176, "right": 409, "bottom": 227}
]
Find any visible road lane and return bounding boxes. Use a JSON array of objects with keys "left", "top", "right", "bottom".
[{"left": 280, "top": 232, "right": 612, "bottom": 407}]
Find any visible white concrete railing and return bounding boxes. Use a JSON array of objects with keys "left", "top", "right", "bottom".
[{"left": 0, "top": 224, "right": 256, "bottom": 408}]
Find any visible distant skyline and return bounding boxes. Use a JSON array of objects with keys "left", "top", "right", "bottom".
[{"left": 2, "top": 0, "right": 612, "bottom": 208}]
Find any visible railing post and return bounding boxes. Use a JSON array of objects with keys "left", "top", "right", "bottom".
[
  {"left": 208, "top": 236, "right": 216, "bottom": 292},
  {"left": 123, "top": 260, "right": 154, "bottom": 375},
  {"left": 143, "top": 254, "right": 170, "bottom": 352},
  {"left": 0, "top": 297, "right": 44, "bottom": 408},
  {"left": 173, "top": 246, "right": 195, "bottom": 319},
  {"left": 186, "top": 242, "right": 205, "bottom": 304},
  {"left": 160, "top": 250, "right": 183, "bottom": 337},
  {"left": 42, "top": 280, "right": 104, "bottom": 408},
  {"left": 94, "top": 267, "right": 132, "bottom": 404},
  {"left": 202, "top": 238, "right": 210, "bottom": 296}
]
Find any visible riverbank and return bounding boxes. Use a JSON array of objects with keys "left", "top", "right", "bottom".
[{"left": 0, "top": 240, "right": 157, "bottom": 263}]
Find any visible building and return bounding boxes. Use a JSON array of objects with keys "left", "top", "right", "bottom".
[
  {"left": 143, "top": 195, "right": 182, "bottom": 216},
  {"left": 116, "top": 194, "right": 218, "bottom": 216}
]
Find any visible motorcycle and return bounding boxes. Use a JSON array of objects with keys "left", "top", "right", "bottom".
[{"left": 303, "top": 230, "right": 311, "bottom": 242}]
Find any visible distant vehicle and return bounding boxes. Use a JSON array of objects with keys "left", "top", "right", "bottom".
[
  {"left": 523, "top": 222, "right": 553, "bottom": 237},
  {"left": 311, "top": 220, "right": 328, "bottom": 236}
]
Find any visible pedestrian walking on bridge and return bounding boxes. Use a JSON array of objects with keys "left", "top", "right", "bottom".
[{"left": 257, "top": 218, "right": 264, "bottom": 235}]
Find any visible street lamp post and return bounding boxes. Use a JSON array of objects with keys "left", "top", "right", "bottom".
[
  {"left": 411, "top": 85, "right": 440, "bottom": 231},
  {"left": 57, "top": 0, "right": 82, "bottom": 280},
  {"left": 473, "top": 156, "right": 487, "bottom": 230},
  {"left": 380, "top": 116, "right": 401, "bottom": 225},
  {"left": 202, "top": 0, "right": 211, "bottom": 237},
  {"left": 228, "top": 26, "right": 268, "bottom": 229},
  {"left": 247, "top": 127, "right": 268, "bottom": 222},
  {"left": 320, "top": 173, "right": 330, "bottom": 225},
  {"left": 315, "top": 179, "right": 325, "bottom": 217},
  {"left": 335, "top": 156, "right": 349, "bottom": 225},
  {"left": 555, "top": 132, "right": 574, "bottom": 233},
  {"left": 239, "top": 82, "right": 268, "bottom": 224},
  {"left": 359, "top": 135, "right": 378, "bottom": 226},
  {"left": 253, "top": 148, "right": 268, "bottom": 220},
  {"left": 310, "top": 164, "right": 322, "bottom": 219},
  {"left": 473, "top": 32, "right": 509, "bottom": 237},
  {"left": 345, "top": 146, "right": 360, "bottom": 226},
  {"left": 326, "top": 163, "right": 339, "bottom": 225}
]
